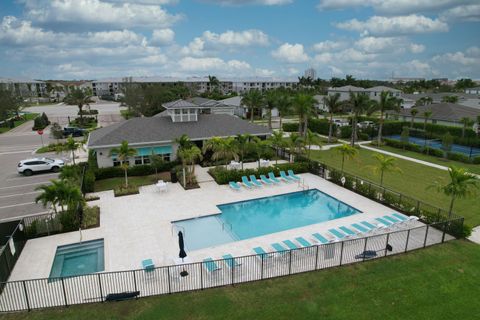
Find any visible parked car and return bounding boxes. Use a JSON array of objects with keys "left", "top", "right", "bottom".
[
  {"left": 63, "top": 127, "right": 86, "bottom": 137},
  {"left": 357, "top": 121, "right": 376, "bottom": 129},
  {"left": 17, "top": 158, "right": 65, "bottom": 176},
  {"left": 332, "top": 119, "right": 350, "bottom": 127}
]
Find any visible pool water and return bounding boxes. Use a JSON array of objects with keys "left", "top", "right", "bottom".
[
  {"left": 49, "top": 239, "right": 105, "bottom": 278},
  {"left": 386, "top": 135, "right": 480, "bottom": 157},
  {"left": 174, "top": 189, "right": 360, "bottom": 251}
]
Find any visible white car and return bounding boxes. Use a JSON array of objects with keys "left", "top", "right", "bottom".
[
  {"left": 17, "top": 158, "right": 65, "bottom": 176},
  {"left": 358, "top": 121, "right": 376, "bottom": 129},
  {"left": 333, "top": 119, "right": 350, "bottom": 127}
]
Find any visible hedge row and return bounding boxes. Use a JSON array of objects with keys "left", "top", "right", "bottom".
[
  {"left": 283, "top": 118, "right": 334, "bottom": 135},
  {"left": 94, "top": 161, "right": 178, "bottom": 180},
  {"left": 208, "top": 162, "right": 310, "bottom": 185}
]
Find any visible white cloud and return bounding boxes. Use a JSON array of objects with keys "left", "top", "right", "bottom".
[
  {"left": 180, "top": 37, "right": 206, "bottom": 56},
  {"left": 336, "top": 14, "right": 449, "bottom": 36},
  {"left": 87, "top": 30, "right": 145, "bottom": 45},
  {"left": 354, "top": 36, "right": 425, "bottom": 54},
  {"left": 409, "top": 43, "right": 426, "bottom": 54},
  {"left": 432, "top": 48, "right": 479, "bottom": 66},
  {"left": 0, "top": 16, "right": 56, "bottom": 45},
  {"left": 255, "top": 68, "right": 275, "bottom": 76},
  {"left": 440, "top": 4, "right": 480, "bottom": 22},
  {"left": 271, "top": 43, "right": 309, "bottom": 63},
  {"left": 22, "top": 0, "right": 182, "bottom": 29},
  {"left": 313, "top": 40, "right": 347, "bottom": 52},
  {"left": 200, "top": 0, "right": 292, "bottom": 6},
  {"left": 150, "top": 29, "right": 175, "bottom": 46},
  {"left": 318, "top": 0, "right": 477, "bottom": 15},
  {"left": 178, "top": 57, "right": 251, "bottom": 72},
  {"left": 202, "top": 29, "right": 269, "bottom": 46}
]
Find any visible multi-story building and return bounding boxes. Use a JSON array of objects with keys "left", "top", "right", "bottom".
[
  {"left": 91, "top": 77, "right": 298, "bottom": 97},
  {"left": 304, "top": 68, "right": 317, "bottom": 80},
  {"left": 327, "top": 85, "right": 401, "bottom": 102},
  {"left": 0, "top": 77, "right": 47, "bottom": 98}
]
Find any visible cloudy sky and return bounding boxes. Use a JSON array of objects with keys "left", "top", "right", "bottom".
[{"left": 0, "top": 0, "right": 479, "bottom": 80}]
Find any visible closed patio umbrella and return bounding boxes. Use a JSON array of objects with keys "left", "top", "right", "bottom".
[{"left": 178, "top": 231, "right": 188, "bottom": 277}]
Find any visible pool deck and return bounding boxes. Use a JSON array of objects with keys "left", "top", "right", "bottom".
[{"left": 9, "top": 168, "right": 447, "bottom": 281}]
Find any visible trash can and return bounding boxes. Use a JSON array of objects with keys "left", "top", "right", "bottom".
[{"left": 170, "top": 169, "right": 178, "bottom": 183}]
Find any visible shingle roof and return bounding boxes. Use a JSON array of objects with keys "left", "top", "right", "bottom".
[
  {"left": 365, "top": 86, "right": 401, "bottom": 92},
  {"left": 328, "top": 85, "right": 366, "bottom": 92},
  {"left": 219, "top": 96, "right": 242, "bottom": 107},
  {"left": 162, "top": 99, "right": 198, "bottom": 109},
  {"left": 388, "top": 103, "right": 480, "bottom": 122},
  {"left": 88, "top": 114, "right": 271, "bottom": 148}
]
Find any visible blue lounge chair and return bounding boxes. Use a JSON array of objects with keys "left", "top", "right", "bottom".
[
  {"left": 384, "top": 215, "right": 400, "bottom": 224},
  {"left": 249, "top": 175, "right": 263, "bottom": 187},
  {"left": 229, "top": 181, "right": 242, "bottom": 190},
  {"left": 312, "top": 233, "right": 329, "bottom": 244},
  {"left": 142, "top": 259, "right": 155, "bottom": 271},
  {"left": 253, "top": 247, "right": 270, "bottom": 260},
  {"left": 268, "top": 172, "right": 281, "bottom": 184},
  {"left": 203, "top": 258, "right": 221, "bottom": 272},
  {"left": 351, "top": 223, "right": 369, "bottom": 233},
  {"left": 260, "top": 174, "right": 275, "bottom": 185},
  {"left": 280, "top": 171, "right": 294, "bottom": 182},
  {"left": 295, "top": 237, "right": 312, "bottom": 247},
  {"left": 222, "top": 254, "right": 241, "bottom": 268},
  {"left": 392, "top": 213, "right": 408, "bottom": 221},
  {"left": 241, "top": 176, "right": 255, "bottom": 188},
  {"left": 329, "top": 228, "right": 346, "bottom": 239},
  {"left": 339, "top": 226, "right": 357, "bottom": 236},
  {"left": 287, "top": 170, "right": 301, "bottom": 181},
  {"left": 271, "top": 243, "right": 288, "bottom": 253},
  {"left": 361, "top": 221, "right": 377, "bottom": 230},
  {"left": 375, "top": 217, "right": 393, "bottom": 226},
  {"left": 283, "top": 240, "right": 299, "bottom": 250}
]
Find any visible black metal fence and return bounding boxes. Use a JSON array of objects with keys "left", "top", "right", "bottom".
[
  {"left": 0, "top": 221, "right": 27, "bottom": 285},
  {"left": 0, "top": 219, "right": 461, "bottom": 312}
]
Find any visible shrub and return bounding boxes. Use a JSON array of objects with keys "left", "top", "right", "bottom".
[
  {"left": 308, "top": 118, "right": 332, "bottom": 135},
  {"left": 82, "top": 206, "right": 100, "bottom": 228},
  {"left": 282, "top": 123, "right": 298, "bottom": 132},
  {"left": 358, "top": 132, "right": 370, "bottom": 141},
  {"left": 447, "top": 152, "right": 471, "bottom": 163},
  {"left": 339, "top": 126, "right": 352, "bottom": 139},
  {"left": 32, "top": 112, "right": 50, "bottom": 130},
  {"left": 94, "top": 161, "right": 178, "bottom": 180},
  {"left": 59, "top": 210, "right": 79, "bottom": 232},
  {"left": 50, "top": 122, "right": 63, "bottom": 139},
  {"left": 114, "top": 185, "right": 139, "bottom": 197},
  {"left": 83, "top": 169, "right": 96, "bottom": 193},
  {"left": 422, "top": 147, "right": 444, "bottom": 158},
  {"left": 473, "top": 156, "right": 480, "bottom": 164},
  {"left": 208, "top": 162, "right": 310, "bottom": 185}
]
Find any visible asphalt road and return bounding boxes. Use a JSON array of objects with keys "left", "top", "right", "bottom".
[{"left": 0, "top": 100, "right": 123, "bottom": 221}]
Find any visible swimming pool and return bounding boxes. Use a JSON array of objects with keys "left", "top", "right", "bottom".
[
  {"left": 49, "top": 239, "right": 105, "bottom": 279},
  {"left": 386, "top": 135, "right": 480, "bottom": 157},
  {"left": 174, "top": 189, "right": 361, "bottom": 251}
]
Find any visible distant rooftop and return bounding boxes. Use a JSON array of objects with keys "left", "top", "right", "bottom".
[
  {"left": 0, "top": 77, "right": 45, "bottom": 84},
  {"left": 92, "top": 76, "right": 298, "bottom": 83},
  {"left": 388, "top": 103, "right": 480, "bottom": 122}
]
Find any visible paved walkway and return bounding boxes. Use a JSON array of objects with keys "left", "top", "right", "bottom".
[{"left": 469, "top": 227, "right": 480, "bottom": 244}]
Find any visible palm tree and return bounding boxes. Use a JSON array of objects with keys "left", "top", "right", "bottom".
[
  {"left": 293, "top": 93, "right": 316, "bottom": 136},
  {"left": 62, "top": 136, "right": 80, "bottom": 165},
  {"left": 64, "top": 88, "right": 91, "bottom": 125},
  {"left": 304, "top": 129, "right": 322, "bottom": 159},
  {"left": 346, "top": 92, "right": 371, "bottom": 146},
  {"left": 59, "top": 165, "right": 80, "bottom": 185},
  {"left": 175, "top": 134, "right": 192, "bottom": 151},
  {"left": 441, "top": 95, "right": 459, "bottom": 103},
  {"left": 203, "top": 137, "right": 239, "bottom": 167},
  {"left": 109, "top": 141, "right": 137, "bottom": 188},
  {"left": 252, "top": 137, "right": 273, "bottom": 168},
  {"left": 410, "top": 108, "right": 418, "bottom": 128},
  {"left": 460, "top": 117, "right": 474, "bottom": 138},
  {"left": 235, "top": 134, "right": 253, "bottom": 169},
  {"left": 207, "top": 75, "right": 220, "bottom": 93},
  {"left": 264, "top": 90, "right": 278, "bottom": 129},
  {"left": 423, "top": 110, "right": 432, "bottom": 131},
  {"left": 335, "top": 144, "right": 358, "bottom": 173},
  {"left": 268, "top": 130, "right": 285, "bottom": 164},
  {"left": 369, "top": 91, "right": 399, "bottom": 145},
  {"left": 178, "top": 146, "right": 203, "bottom": 185},
  {"left": 276, "top": 91, "right": 292, "bottom": 129},
  {"left": 323, "top": 93, "right": 342, "bottom": 143},
  {"left": 367, "top": 154, "right": 402, "bottom": 187},
  {"left": 149, "top": 153, "right": 165, "bottom": 178},
  {"left": 430, "top": 166, "right": 479, "bottom": 217},
  {"left": 242, "top": 89, "right": 264, "bottom": 122},
  {"left": 287, "top": 133, "right": 305, "bottom": 162},
  {"left": 35, "top": 180, "right": 83, "bottom": 214},
  {"left": 35, "top": 183, "right": 60, "bottom": 214}
]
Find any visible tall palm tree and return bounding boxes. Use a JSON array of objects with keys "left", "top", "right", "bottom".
[
  {"left": 423, "top": 110, "right": 432, "bottom": 131},
  {"left": 178, "top": 146, "right": 203, "bottom": 185},
  {"left": 369, "top": 91, "right": 399, "bottom": 145},
  {"left": 35, "top": 180, "right": 83, "bottom": 214},
  {"left": 268, "top": 130, "right": 285, "bottom": 164},
  {"left": 35, "top": 183, "right": 60, "bottom": 214},
  {"left": 460, "top": 117, "right": 474, "bottom": 138},
  {"left": 293, "top": 93, "right": 316, "bottom": 136},
  {"left": 323, "top": 93, "right": 342, "bottom": 143},
  {"left": 207, "top": 75, "right": 220, "bottom": 93},
  {"left": 252, "top": 137, "right": 273, "bottom": 168},
  {"left": 235, "top": 134, "right": 253, "bottom": 169},
  {"left": 335, "top": 144, "right": 358, "bottom": 173},
  {"left": 367, "top": 154, "right": 402, "bottom": 187},
  {"left": 410, "top": 108, "right": 418, "bottom": 128},
  {"left": 346, "top": 92, "right": 371, "bottom": 146},
  {"left": 64, "top": 88, "right": 91, "bottom": 125},
  {"left": 287, "top": 133, "right": 305, "bottom": 162},
  {"left": 304, "top": 129, "right": 322, "bottom": 159},
  {"left": 175, "top": 134, "right": 192, "bottom": 151},
  {"left": 264, "top": 90, "right": 278, "bottom": 129},
  {"left": 109, "top": 141, "right": 137, "bottom": 188},
  {"left": 276, "top": 91, "right": 292, "bottom": 129},
  {"left": 203, "top": 137, "right": 239, "bottom": 167},
  {"left": 242, "top": 89, "right": 264, "bottom": 122},
  {"left": 430, "top": 166, "right": 479, "bottom": 217},
  {"left": 59, "top": 165, "right": 80, "bottom": 185},
  {"left": 62, "top": 136, "right": 80, "bottom": 165}
]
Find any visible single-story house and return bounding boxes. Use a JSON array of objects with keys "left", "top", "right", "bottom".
[
  {"left": 386, "top": 103, "right": 480, "bottom": 129},
  {"left": 87, "top": 99, "right": 271, "bottom": 168},
  {"left": 401, "top": 93, "right": 480, "bottom": 109}
]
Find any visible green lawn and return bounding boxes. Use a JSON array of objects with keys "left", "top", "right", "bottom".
[
  {"left": 311, "top": 148, "right": 480, "bottom": 227},
  {"left": 94, "top": 173, "right": 170, "bottom": 192},
  {"left": 0, "top": 113, "right": 39, "bottom": 133},
  {"left": 3, "top": 240, "right": 479, "bottom": 320},
  {"left": 369, "top": 144, "right": 480, "bottom": 175}
]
